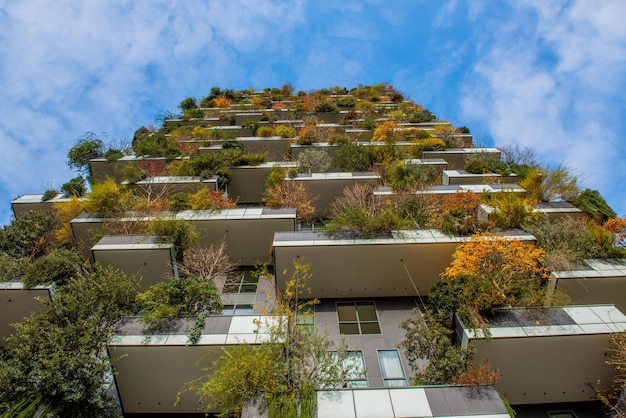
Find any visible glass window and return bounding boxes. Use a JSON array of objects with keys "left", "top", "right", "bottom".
[
  {"left": 378, "top": 350, "right": 407, "bottom": 386},
  {"left": 297, "top": 304, "right": 315, "bottom": 330},
  {"left": 221, "top": 270, "right": 258, "bottom": 315},
  {"left": 337, "top": 301, "right": 380, "bottom": 335},
  {"left": 325, "top": 351, "right": 367, "bottom": 388}
]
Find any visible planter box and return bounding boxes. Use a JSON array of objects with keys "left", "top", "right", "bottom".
[
  {"left": 91, "top": 235, "right": 178, "bottom": 290},
  {"left": 289, "top": 172, "right": 381, "bottom": 217},
  {"left": 479, "top": 201, "right": 585, "bottom": 223},
  {"left": 422, "top": 148, "right": 501, "bottom": 170},
  {"left": 124, "top": 176, "right": 218, "bottom": 197},
  {"left": 373, "top": 183, "right": 526, "bottom": 207},
  {"left": 229, "top": 162, "right": 297, "bottom": 204},
  {"left": 71, "top": 208, "right": 297, "bottom": 266},
  {"left": 0, "top": 282, "right": 52, "bottom": 347},
  {"left": 198, "top": 137, "right": 292, "bottom": 161},
  {"left": 273, "top": 229, "right": 534, "bottom": 298},
  {"left": 442, "top": 169, "right": 519, "bottom": 185},
  {"left": 458, "top": 305, "right": 626, "bottom": 405},
  {"left": 314, "top": 387, "right": 508, "bottom": 418},
  {"left": 553, "top": 259, "right": 626, "bottom": 313},
  {"left": 109, "top": 315, "right": 274, "bottom": 415},
  {"left": 11, "top": 194, "right": 77, "bottom": 218}
]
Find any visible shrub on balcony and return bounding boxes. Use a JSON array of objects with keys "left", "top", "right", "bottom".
[
  {"left": 137, "top": 275, "right": 223, "bottom": 336},
  {"left": 275, "top": 125, "right": 296, "bottom": 139},
  {"left": 67, "top": 133, "right": 104, "bottom": 177},
  {"left": 297, "top": 148, "right": 331, "bottom": 174},
  {"left": 61, "top": 176, "right": 87, "bottom": 197},
  {"left": 22, "top": 248, "right": 82, "bottom": 288},
  {"left": 256, "top": 126, "right": 275, "bottom": 137},
  {"left": 41, "top": 189, "right": 58, "bottom": 202},
  {"left": 104, "top": 148, "right": 124, "bottom": 162},
  {"left": 169, "top": 192, "right": 191, "bottom": 211},
  {"left": 0, "top": 210, "right": 59, "bottom": 259},
  {"left": 147, "top": 218, "right": 198, "bottom": 261},
  {"left": 325, "top": 183, "right": 412, "bottom": 238}
]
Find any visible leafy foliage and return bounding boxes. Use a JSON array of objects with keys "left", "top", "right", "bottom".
[
  {"left": 574, "top": 188, "right": 617, "bottom": 223},
  {"left": 520, "top": 165, "right": 580, "bottom": 203},
  {"left": 0, "top": 252, "right": 26, "bottom": 282},
  {"left": 525, "top": 217, "right": 626, "bottom": 270},
  {"left": 147, "top": 218, "right": 198, "bottom": 260},
  {"left": 400, "top": 311, "right": 474, "bottom": 385},
  {"left": 486, "top": 191, "right": 538, "bottom": 228},
  {"left": 169, "top": 192, "right": 191, "bottom": 211},
  {"left": 22, "top": 248, "right": 82, "bottom": 288},
  {"left": 67, "top": 133, "right": 104, "bottom": 175},
  {"left": 189, "top": 188, "right": 237, "bottom": 211},
  {"left": 428, "top": 191, "right": 487, "bottom": 236},
  {"left": 276, "top": 125, "right": 296, "bottom": 139},
  {"left": 188, "top": 259, "right": 355, "bottom": 417},
  {"left": 84, "top": 177, "right": 133, "bottom": 216},
  {"left": 335, "top": 143, "right": 377, "bottom": 172},
  {"left": 263, "top": 166, "right": 316, "bottom": 222},
  {"left": 53, "top": 196, "right": 86, "bottom": 246},
  {"left": 0, "top": 263, "right": 138, "bottom": 416},
  {"left": 42, "top": 188, "right": 58, "bottom": 201},
  {"left": 325, "top": 183, "right": 413, "bottom": 238},
  {"left": 432, "top": 232, "right": 552, "bottom": 329},
  {"left": 0, "top": 210, "right": 59, "bottom": 259},
  {"left": 61, "top": 176, "right": 87, "bottom": 197},
  {"left": 372, "top": 120, "right": 402, "bottom": 142},
  {"left": 297, "top": 148, "right": 331, "bottom": 174},
  {"left": 179, "top": 97, "right": 197, "bottom": 111},
  {"left": 132, "top": 131, "right": 181, "bottom": 159},
  {"left": 137, "top": 275, "right": 222, "bottom": 334}
]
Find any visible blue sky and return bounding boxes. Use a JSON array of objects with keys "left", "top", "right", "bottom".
[{"left": 1, "top": 0, "right": 625, "bottom": 225}]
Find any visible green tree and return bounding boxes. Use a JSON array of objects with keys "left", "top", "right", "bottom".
[
  {"left": 179, "top": 97, "right": 197, "bottom": 111},
  {"left": 21, "top": 248, "right": 82, "bottom": 288},
  {"left": 574, "top": 188, "right": 616, "bottom": 223},
  {"left": 400, "top": 310, "right": 474, "bottom": 385},
  {"left": 137, "top": 275, "right": 222, "bottom": 340},
  {"left": 520, "top": 165, "right": 580, "bottom": 203},
  {"left": 297, "top": 148, "right": 331, "bottom": 174},
  {"left": 61, "top": 176, "right": 87, "bottom": 197},
  {"left": 147, "top": 217, "right": 199, "bottom": 261},
  {"left": 0, "top": 263, "right": 139, "bottom": 417},
  {"left": 325, "top": 183, "right": 412, "bottom": 238},
  {"left": 67, "top": 133, "right": 104, "bottom": 176},
  {"left": 0, "top": 210, "right": 59, "bottom": 259}
]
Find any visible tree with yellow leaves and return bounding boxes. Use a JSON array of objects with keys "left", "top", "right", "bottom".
[
  {"left": 430, "top": 232, "right": 554, "bottom": 329},
  {"left": 188, "top": 258, "right": 355, "bottom": 417}
]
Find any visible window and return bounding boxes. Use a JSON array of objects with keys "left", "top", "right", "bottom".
[
  {"left": 325, "top": 351, "right": 367, "bottom": 388},
  {"left": 344, "top": 351, "right": 367, "bottom": 387},
  {"left": 337, "top": 301, "right": 380, "bottom": 334},
  {"left": 378, "top": 350, "right": 407, "bottom": 386},
  {"left": 296, "top": 304, "right": 315, "bottom": 331},
  {"left": 221, "top": 270, "right": 258, "bottom": 314}
]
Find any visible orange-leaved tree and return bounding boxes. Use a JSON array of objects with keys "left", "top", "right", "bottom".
[{"left": 430, "top": 232, "right": 552, "bottom": 329}]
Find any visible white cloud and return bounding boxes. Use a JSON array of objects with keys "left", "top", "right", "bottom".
[
  {"left": 461, "top": 0, "right": 626, "bottom": 215},
  {"left": 0, "top": 1, "right": 310, "bottom": 224}
]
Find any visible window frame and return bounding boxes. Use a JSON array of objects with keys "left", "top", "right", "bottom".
[
  {"left": 377, "top": 349, "right": 408, "bottom": 387},
  {"left": 221, "top": 269, "right": 259, "bottom": 315},
  {"left": 336, "top": 301, "right": 381, "bottom": 335}
]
